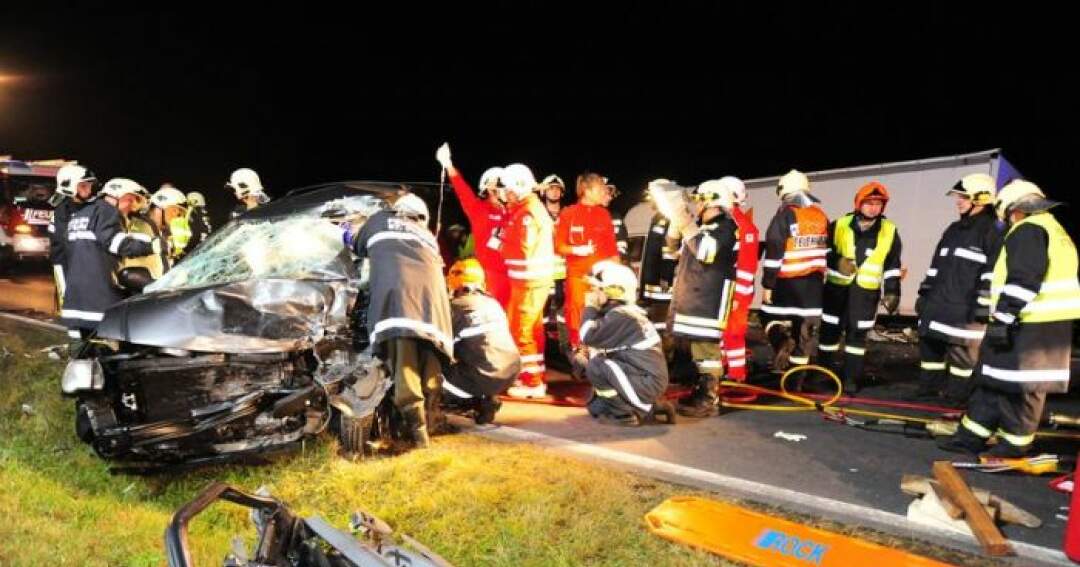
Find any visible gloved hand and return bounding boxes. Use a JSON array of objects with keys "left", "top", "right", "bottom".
[
  {"left": 435, "top": 142, "right": 452, "bottom": 170},
  {"left": 151, "top": 238, "right": 162, "bottom": 255},
  {"left": 837, "top": 257, "right": 857, "bottom": 276},
  {"left": 881, "top": 293, "right": 900, "bottom": 315},
  {"left": 341, "top": 221, "right": 355, "bottom": 249},
  {"left": 986, "top": 322, "right": 1013, "bottom": 350},
  {"left": 762, "top": 289, "right": 773, "bottom": 305}
]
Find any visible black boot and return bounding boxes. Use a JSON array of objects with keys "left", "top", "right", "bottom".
[
  {"left": 678, "top": 375, "right": 719, "bottom": 418},
  {"left": 980, "top": 439, "right": 1031, "bottom": 459},
  {"left": 402, "top": 406, "right": 431, "bottom": 449},
  {"left": 766, "top": 322, "right": 796, "bottom": 373},
  {"left": 936, "top": 425, "right": 985, "bottom": 456},
  {"left": 644, "top": 399, "right": 677, "bottom": 425},
  {"left": 842, "top": 372, "right": 859, "bottom": 395}
]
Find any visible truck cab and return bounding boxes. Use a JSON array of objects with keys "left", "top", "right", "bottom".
[{"left": 0, "top": 158, "right": 72, "bottom": 269}]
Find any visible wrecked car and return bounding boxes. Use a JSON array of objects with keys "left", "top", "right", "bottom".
[
  {"left": 60, "top": 181, "right": 440, "bottom": 468},
  {"left": 166, "top": 482, "right": 454, "bottom": 566}
]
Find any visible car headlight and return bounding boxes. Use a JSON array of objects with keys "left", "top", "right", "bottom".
[{"left": 61, "top": 359, "right": 105, "bottom": 395}]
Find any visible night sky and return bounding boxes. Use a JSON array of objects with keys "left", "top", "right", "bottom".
[{"left": 1, "top": 6, "right": 1074, "bottom": 228}]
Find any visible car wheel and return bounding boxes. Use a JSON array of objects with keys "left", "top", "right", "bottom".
[{"left": 336, "top": 411, "right": 374, "bottom": 459}]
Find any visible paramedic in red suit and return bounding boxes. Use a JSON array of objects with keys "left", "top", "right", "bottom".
[{"left": 718, "top": 176, "right": 759, "bottom": 382}]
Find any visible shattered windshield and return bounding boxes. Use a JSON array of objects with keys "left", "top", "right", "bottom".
[{"left": 147, "top": 194, "right": 385, "bottom": 292}]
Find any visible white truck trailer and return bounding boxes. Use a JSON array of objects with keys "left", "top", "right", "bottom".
[{"left": 624, "top": 149, "right": 1021, "bottom": 316}]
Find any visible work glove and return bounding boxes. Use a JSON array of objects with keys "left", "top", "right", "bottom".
[
  {"left": 837, "top": 257, "right": 857, "bottom": 276},
  {"left": 435, "top": 142, "right": 453, "bottom": 170},
  {"left": 881, "top": 293, "right": 900, "bottom": 315},
  {"left": 341, "top": 221, "right": 355, "bottom": 249},
  {"left": 985, "top": 322, "right": 1014, "bottom": 350},
  {"left": 762, "top": 288, "right": 773, "bottom": 305}
]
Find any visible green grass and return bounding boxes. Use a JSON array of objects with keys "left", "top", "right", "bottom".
[{"left": 0, "top": 318, "right": 723, "bottom": 566}]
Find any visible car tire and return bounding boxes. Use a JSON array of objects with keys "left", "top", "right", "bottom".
[{"left": 336, "top": 412, "right": 373, "bottom": 459}]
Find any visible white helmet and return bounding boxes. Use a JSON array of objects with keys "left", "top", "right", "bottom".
[
  {"left": 500, "top": 163, "right": 537, "bottom": 198},
  {"left": 477, "top": 167, "right": 504, "bottom": 196},
  {"left": 718, "top": 176, "right": 747, "bottom": 207},
  {"left": 226, "top": 168, "right": 263, "bottom": 198},
  {"left": 55, "top": 164, "right": 96, "bottom": 199},
  {"left": 592, "top": 262, "right": 638, "bottom": 302},
  {"left": 394, "top": 193, "right": 430, "bottom": 223},
  {"left": 777, "top": 169, "right": 810, "bottom": 199},
  {"left": 100, "top": 178, "right": 147, "bottom": 199},
  {"left": 949, "top": 173, "right": 996, "bottom": 206},
  {"left": 541, "top": 174, "right": 565, "bottom": 189},
  {"left": 186, "top": 191, "right": 207, "bottom": 208},
  {"left": 151, "top": 187, "right": 188, "bottom": 209},
  {"left": 694, "top": 179, "right": 735, "bottom": 210},
  {"left": 995, "top": 179, "right": 1056, "bottom": 220}
]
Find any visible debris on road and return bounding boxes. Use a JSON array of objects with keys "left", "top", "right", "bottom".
[{"left": 773, "top": 431, "right": 807, "bottom": 442}]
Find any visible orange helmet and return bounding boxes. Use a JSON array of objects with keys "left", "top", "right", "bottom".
[
  {"left": 854, "top": 181, "right": 890, "bottom": 210},
  {"left": 447, "top": 258, "right": 486, "bottom": 293}
]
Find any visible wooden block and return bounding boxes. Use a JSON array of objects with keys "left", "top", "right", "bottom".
[
  {"left": 928, "top": 482, "right": 965, "bottom": 519},
  {"left": 901, "top": 474, "right": 1041, "bottom": 528},
  {"left": 932, "top": 461, "right": 1014, "bottom": 557}
]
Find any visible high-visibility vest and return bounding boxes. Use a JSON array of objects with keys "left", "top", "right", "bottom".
[
  {"left": 779, "top": 205, "right": 828, "bottom": 278},
  {"left": 990, "top": 212, "right": 1080, "bottom": 323},
  {"left": 122, "top": 215, "right": 166, "bottom": 280},
  {"left": 826, "top": 214, "right": 897, "bottom": 290}
]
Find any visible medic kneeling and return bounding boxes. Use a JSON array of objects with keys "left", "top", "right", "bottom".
[
  {"left": 443, "top": 259, "right": 522, "bottom": 424},
  {"left": 579, "top": 263, "right": 676, "bottom": 426}
]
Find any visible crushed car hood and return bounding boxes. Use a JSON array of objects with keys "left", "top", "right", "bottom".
[{"left": 97, "top": 278, "right": 357, "bottom": 353}]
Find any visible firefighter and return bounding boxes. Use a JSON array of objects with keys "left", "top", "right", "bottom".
[
  {"left": 499, "top": 163, "right": 556, "bottom": 399},
  {"left": 718, "top": 176, "right": 760, "bottom": 383},
  {"left": 914, "top": 173, "right": 1003, "bottom": 405},
  {"left": 436, "top": 143, "right": 511, "bottom": 308},
  {"left": 760, "top": 169, "right": 829, "bottom": 373},
  {"left": 540, "top": 174, "right": 568, "bottom": 345},
  {"left": 580, "top": 262, "right": 675, "bottom": 426},
  {"left": 49, "top": 164, "right": 97, "bottom": 309},
  {"left": 149, "top": 187, "right": 193, "bottom": 261},
  {"left": 121, "top": 186, "right": 169, "bottom": 287},
  {"left": 670, "top": 180, "right": 739, "bottom": 418},
  {"left": 226, "top": 167, "right": 270, "bottom": 220},
  {"left": 345, "top": 193, "right": 453, "bottom": 449},
  {"left": 938, "top": 180, "right": 1080, "bottom": 457},
  {"left": 817, "top": 182, "right": 903, "bottom": 393},
  {"left": 637, "top": 192, "right": 680, "bottom": 334},
  {"left": 60, "top": 178, "right": 160, "bottom": 340},
  {"left": 555, "top": 172, "right": 620, "bottom": 349},
  {"left": 600, "top": 179, "right": 630, "bottom": 262},
  {"left": 443, "top": 259, "right": 521, "bottom": 424},
  {"left": 185, "top": 191, "right": 213, "bottom": 251}
]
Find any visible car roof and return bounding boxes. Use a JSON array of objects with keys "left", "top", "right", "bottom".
[{"left": 240, "top": 180, "right": 443, "bottom": 221}]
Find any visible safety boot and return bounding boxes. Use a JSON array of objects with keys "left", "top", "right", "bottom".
[
  {"left": 936, "top": 426, "right": 985, "bottom": 456},
  {"left": 677, "top": 375, "right": 719, "bottom": 418},
  {"left": 474, "top": 396, "right": 501, "bottom": 425},
  {"left": 980, "top": 439, "right": 1031, "bottom": 459},
  {"left": 402, "top": 406, "right": 431, "bottom": 449},
  {"left": 644, "top": 399, "right": 677, "bottom": 425},
  {"left": 765, "top": 321, "right": 796, "bottom": 373}
]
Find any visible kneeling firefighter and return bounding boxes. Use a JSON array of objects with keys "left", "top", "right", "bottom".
[
  {"left": 443, "top": 259, "right": 522, "bottom": 425},
  {"left": 346, "top": 193, "right": 454, "bottom": 449},
  {"left": 939, "top": 180, "right": 1080, "bottom": 458},
  {"left": 580, "top": 262, "right": 674, "bottom": 426},
  {"left": 818, "top": 182, "right": 903, "bottom": 392}
]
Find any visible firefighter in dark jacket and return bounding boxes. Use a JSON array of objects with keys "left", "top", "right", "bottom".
[
  {"left": 638, "top": 198, "right": 680, "bottom": 335},
  {"left": 669, "top": 181, "right": 739, "bottom": 418},
  {"left": 185, "top": 191, "right": 213, "bottom": 251},
  {"left": 760, "top": 170, "right": 829, "bottom": 373},
  {"left": 443, "top": 259, "right": 521, "bottom": 425},
  {"left": 600, "top": 180, "right": 630, "bottom": 263},
  {"left": 346, "top": 193, "right": 454, "bottom": 449},
  {"left": 580, "top": 262, "right": 675, "bottom": 426},
  {"left": 818, "top": 182, "right": 903, "bottom": 393},
  {"left": 939, "top": 180, "right": 1080, "bottom": 457},
  {"left": 914, "top": 173, "right": 1003, "bottom": 405},
  {"left": 226, "top": 167, "right": 270, "bottom": 220},
  {"left": 49, "top": 164, "right": 97, "bottom": 310},
  {"left": 60, "top": 178, "right": 159, "bottom": 339}
]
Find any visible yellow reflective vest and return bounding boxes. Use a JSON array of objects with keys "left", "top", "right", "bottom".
[
  {"left": 991, "top": 213, "right": 1080, "bottom": 323},
  {"left": 826, "top": 214, "right": 897, "bottom": 290}
]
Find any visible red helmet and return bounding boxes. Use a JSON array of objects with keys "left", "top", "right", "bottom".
[{"left": 854, "top": 181, "right": 890, "bottom": 210}]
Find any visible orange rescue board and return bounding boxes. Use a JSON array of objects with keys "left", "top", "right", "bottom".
[{"left": 645, "top": 496, "right": 954, "bottom": 567}]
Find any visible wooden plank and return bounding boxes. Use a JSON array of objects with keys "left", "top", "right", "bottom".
[
  {"left": 932, "top": 461, "right": 1014, "bottom": 556},
  {"left": 901, "top": 474, "right": 1041, "bottom": 528}
]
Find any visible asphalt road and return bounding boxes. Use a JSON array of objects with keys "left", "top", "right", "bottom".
[
  {"left": 498, "top": 341, "right": 1080, "bottom": 552},
  {"left": 0, "top": 262, "right": 56, "bottom": 315}
]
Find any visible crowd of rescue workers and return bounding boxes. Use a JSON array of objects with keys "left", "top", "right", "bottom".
[{"left": 44, "top": 141, "right": 1079, "bottom": 455}]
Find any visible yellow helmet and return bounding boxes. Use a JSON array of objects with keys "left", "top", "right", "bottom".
[{"left": 447, "top": 258, "right": 486, "bottom": 293}]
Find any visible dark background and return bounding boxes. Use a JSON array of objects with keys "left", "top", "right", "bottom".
[{"left": 1, "top": 5, "right": 1074, "bottom": 230}]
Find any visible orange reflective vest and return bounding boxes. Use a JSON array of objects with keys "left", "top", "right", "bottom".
[{"left": 779, "top": 205, "right": 828, "bottom": 278}]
